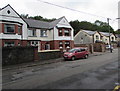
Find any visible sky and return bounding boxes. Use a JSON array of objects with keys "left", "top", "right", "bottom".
[{"left": 0, "top": 0, "right": 119, "bottom": 30}]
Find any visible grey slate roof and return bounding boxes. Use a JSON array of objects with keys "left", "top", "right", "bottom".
[
  {"left": 82, "top": 30, "right": 96, "bottom": 35},
  {"left": 24, "top": 18, "right": 50, "bottom": 29},
  {"left": 24, "top": 16, "right": 64, "bottom": 29},
  {"left": 99, "top": 32, "right": 112, "bottom": 37}
]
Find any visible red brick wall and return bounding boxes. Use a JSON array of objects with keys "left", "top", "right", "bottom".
[
  {"left": 21, "top": 40, "right": 28, "bottom": 46},
  {"left": 40, "top": 40, "right": 74, "bottom": 51}
]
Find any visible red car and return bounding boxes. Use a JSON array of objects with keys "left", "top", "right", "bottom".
[{"left": 63, "top": 47, "right": 89, "bottom": 61}]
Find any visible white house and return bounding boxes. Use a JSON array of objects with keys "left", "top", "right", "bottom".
[
  {"left": 0, "top": 4, "right": 28, "bottom": 47},
  {"left": 0, "top": 4, "right": 74, "bottom": 51}
]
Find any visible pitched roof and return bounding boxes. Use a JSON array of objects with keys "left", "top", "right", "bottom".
[
  {"left": 49, "top": 16, "right": 64, "bottom": 28},
  {"left": 24, "top": 18, "right": 50, "bottom": 29},
  {"left": 0, "top": 4, "right": 28, "bottom": 25},
  {"left": 24, "top": 16, "right": 64, "bottom": 29},
  {"left": 99, "top": 32, "right": 112, "bottom": 37},
  {"left": 82, "top": 30, "right": 96, "bottom": 35}
]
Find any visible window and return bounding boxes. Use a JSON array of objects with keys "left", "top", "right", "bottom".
[
  {"left": 4, "top": 41, "right": 15, "bottom": 47},
  {"left": 59, "top": 30, "right": 62, "bottom": 36},
  {"left": 59, "top": 41, "right": 63, "bottom": 48},
  {"left": 65, "top": 41, "right": 70, "bottom": 48},
  {"left": 96, "top": 35, "right": 99, "bottom": 40},
  {"left": 41, "top": 30, "right": 47, "bottom": 37},
  {"left": 28, "top": 29, "right": 36, "bottom": 37},
  {"left": 31, "top": 41, "right": 38, "bottom": 46},
  {"left": 64, "top": 30, "right": 70, "bottom": 36},
  {"left": 18, "top": 26, "right": 22, "bottom": 34},
  {"left": 45, "top": 43, "right": 50, "bottom": 50},
  {"left": 111, "top": 37, "right": 114, "bottom": 41},
  {"left": 4, "top": 24, "right": 15, "bottom": 33}
]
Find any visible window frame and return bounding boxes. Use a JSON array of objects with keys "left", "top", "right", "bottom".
[
  {"left": 28, "top": 29, "right": 36, "bottom": 37},
  {"left": 4, "top": 41, "right": 15, "bottom": 47},
  {"left": 41, "top": 30, "right": 47, "bottom": 37},
  {"left": 4, "top": 24, "right": 15, "bottom": 34}
]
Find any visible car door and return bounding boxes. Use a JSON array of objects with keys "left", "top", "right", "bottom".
[
  {"left": 75, "top": 49, "right": 83, "bottom": 58},
  {"left": 80, "top": 48, "right": 86, "bottom": 57},
  {"left": 74, "top": 49, "right": 80, "bottom": 58}
]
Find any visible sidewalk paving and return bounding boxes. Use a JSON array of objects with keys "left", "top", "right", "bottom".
[{"left": 2, "top": 51, "right": 110, "bottom": 71}]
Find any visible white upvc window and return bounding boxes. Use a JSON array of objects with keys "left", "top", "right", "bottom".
[
  {"left": 31, "top": 41, "right": 39, "bottom": 46},
  {"left": 41, "top": 30, "right": 47, "bottom": 37},
  {"left": 28, "top": 29, "right": 36, "bottom": 37},
  {"left": 4, "top": 41, "right": 15, "bottom": 47},
  {"left": 4, "top": 24, "right": 15, "bottom": 33}
]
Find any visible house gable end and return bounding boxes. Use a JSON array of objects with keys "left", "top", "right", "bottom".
[{"left": 0, "top": 4, "right": 28, "bottom": 25}]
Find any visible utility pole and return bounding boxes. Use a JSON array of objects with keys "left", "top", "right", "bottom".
[{"left": 107, "top": 18, "right": 112, "bottom": 53}]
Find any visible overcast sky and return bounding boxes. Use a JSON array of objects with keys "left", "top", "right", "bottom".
[{"left": 0, "top": 0, "right": 119, "bottom": 30}]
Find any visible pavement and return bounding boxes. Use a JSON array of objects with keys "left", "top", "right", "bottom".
[{"left": 2, "top": 50, "right": 111, "bottom": 71}]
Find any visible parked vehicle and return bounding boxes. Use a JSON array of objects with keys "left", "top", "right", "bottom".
[
  {"left": 63, "top": 47, "right": 89, "bottom": 61},
  {"left": 106, "top": 45, "right": 113, "bottom": 50}
]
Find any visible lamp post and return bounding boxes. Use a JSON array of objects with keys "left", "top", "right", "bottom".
[{"left": 107, "top": 18, "right": 112, "bottom": 53}]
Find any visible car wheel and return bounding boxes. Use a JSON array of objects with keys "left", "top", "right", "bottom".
[
  {"left": 71, "top": 56, "right": 75, "bottom": 61},
  {"left": 84, "top": 54, "right": 88, "bottom": 59}
]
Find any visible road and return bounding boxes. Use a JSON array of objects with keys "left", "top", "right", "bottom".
[{"left": 2, "top": 49, "right": 119, "bottom": 89}]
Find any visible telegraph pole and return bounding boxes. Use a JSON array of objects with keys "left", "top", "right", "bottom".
[{"left": 107, "top": 18, "right": 112, "bottom": 53}]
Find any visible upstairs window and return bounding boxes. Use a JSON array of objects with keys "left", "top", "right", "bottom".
[
  {"left": 18, "top": 26, "right": 22, "bottom": 35},
  {"left": 59, "top": 30, "right": 62, "bottom": 36},
  {"left": 4, "top": 24, "right": 15, "bottom": 33},
  {"left": 64, "top": 29, "right": 70, "bottom": 36},
  {"left": 111, "top": 37, "right": 114, "bottom": 41},
  {"left": 28, "top": 29, "right": 36, "bottom": 37},
  {"left": 41, "top": 30, "right": 47, "bottom": 37},
  {"left": 96, "top": 35, "right": 99, "bottom": 40}
]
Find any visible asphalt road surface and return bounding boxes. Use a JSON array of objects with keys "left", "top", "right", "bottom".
[{"left": 2, "top": 49, "right": 119, "bottom": 90}]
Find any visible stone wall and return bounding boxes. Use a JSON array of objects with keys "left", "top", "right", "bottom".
[{"left": 2, "top": 46, "right": 36, "bottom": 66}]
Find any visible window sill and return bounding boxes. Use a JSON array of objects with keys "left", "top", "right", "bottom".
[
  {"left": 40, "top": 36, "right": 48, "bottom": 37},
  {"left": 4, "top": 33, "right": 16, "bottom": 34},
  {"left": 28, "top": 36, "right": 37, "bottom": 37}
]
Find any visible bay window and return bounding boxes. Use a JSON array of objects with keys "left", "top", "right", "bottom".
[
  {"left": 59, "top": 41, "right": 63, "bottom": 49},
  {"left": 64, "top": 29, "right": 70, "bottom": 36},
  {"left": 4, "top": 41, "right": 15, "bottom": 47},
  {"left": 65, "top": 41, "right": 70, "bottom": 48},
  {"left": 4, "top": 24, "right": 15, "bottom": 33},
  {"left": 59, "top": 30, "right": 62, "bottom": 36},
  {"left": 18, "top": 26, "right": 22, "bottom": 35}
]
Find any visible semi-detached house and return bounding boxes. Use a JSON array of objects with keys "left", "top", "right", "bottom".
[{"left": 0, "top": 4, "right": 74, "bottom": 51}]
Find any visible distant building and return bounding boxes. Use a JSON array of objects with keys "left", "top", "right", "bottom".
[
  {"left": 74, "top": 30, "right": 101, "bottom": 45},
  {"left": 74, "top": 29, "right": 117, "bottom": 45}
]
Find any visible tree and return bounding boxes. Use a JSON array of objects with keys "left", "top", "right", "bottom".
[
  {"left": 21, "top": 14, "right": 29, "bottom": 18},
  {"left": 70, "top": 20, "right": 114, "bottom": 36},
  {"left": 21, "top": 14, "right": 56, "bottom": 22}
]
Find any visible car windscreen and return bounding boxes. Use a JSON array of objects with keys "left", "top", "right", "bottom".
[{"left": 68, "top": 49, "right": 78, "bottom": 53}]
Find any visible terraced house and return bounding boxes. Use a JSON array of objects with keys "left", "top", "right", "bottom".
[
  {"left": 74, "top": 29, "right": 117, "bottom": 45},
  {"left": 0, "top": 4, "right": 74, "bottom": 51}
]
